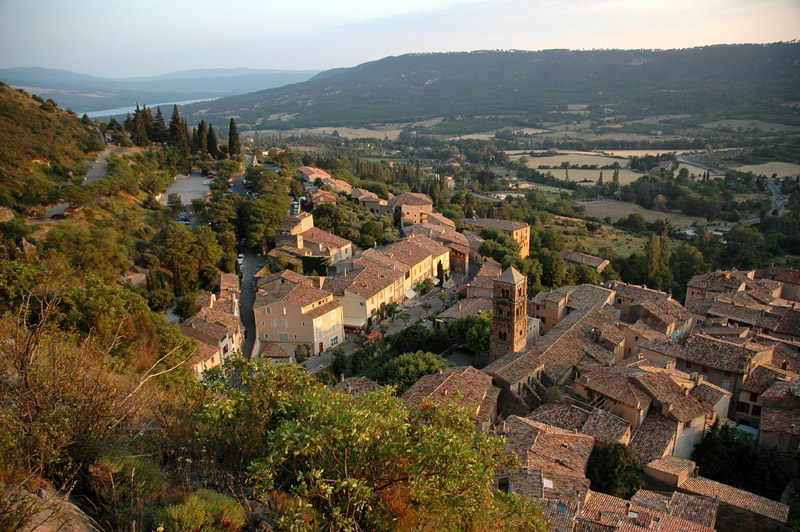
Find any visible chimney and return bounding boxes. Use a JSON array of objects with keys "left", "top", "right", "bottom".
[{"left": 340, "top": 373, "right": 345, "bottom": 383}]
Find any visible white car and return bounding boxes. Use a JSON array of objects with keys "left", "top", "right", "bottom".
[
  {"left": 203, "top": 179, "right": 213, "bottom": 185},
  {"left": 237, "top": 254, "right": 244, "bottom": 266}
]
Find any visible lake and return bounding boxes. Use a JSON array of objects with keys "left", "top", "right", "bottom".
[{"left": 83, "top": 98, "right": 217, "bottom": 118}]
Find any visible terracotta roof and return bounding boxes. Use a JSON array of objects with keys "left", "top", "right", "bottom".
[
  {"left": 762, "top": 379, "right": 800, "bottom": 401},
  {"left": 760, "top": 408, "right": 800, "bottom": 434},
  {"left": 253, "top": 282, "right": 332, "bottom": 309},
  {"left": 576, "top": 366, "right": 653, "bottom": 410},
  {"left": 331, "top": 376, "right": 379, "bottom": 395},
  {"left": 297, "top": 166, "right": 330, "bottom": 180},
  {"left": 632, "top": 372, "right": 711, "bottom": 422},
  {"left": 437, "top": 297, "right": 492, "bottom": 321},
  {"left": 689, "top": 381, "right": 731, "bottom": 405},
  {"left": 301, "top": 227, "right": 352, "bottom": 249},
  {"left": 195, "top": 306, "right": 242, "bottom": 337},
  {"left": 484, "top": 307, "right": 618, "bottom": 386},
  {"left": 538, "top": 498, "right": 580, "bottom": 532},
  {"left": 776, "top": 308, "right": 800, "bottom": 337},
  {"left": 634, "top": 298, "right": 693, "bottom": 329},
  {"left": 402, "top": 366, "right": 499, "bottom": 423},
  {"left": 528, "top": 400, "right": 632, "bottom": 445},
  {"left": 679, "top": 476, "right": 789, "bottom": 523},
  {"left": 646, "top": 456, "right": 695, "bottom": 478},
  {"left": 631, "top": 489, "right": 718, "bottom": 529},
  {"left": 706, "top": 300, "right": 782, "bottom": 330},
  {"left": 463, "top": 217, "right": 529, "bottom": 232},
  {"left": 604, "top": 281, "right": 670, "bottom": 304},
  {"left": 277, "top": 212, "right": 313, "bottom": 233},
  {"left": 629, "top": 411, "right": 677, "bottom": 466},
  {"left": 580, "top": 490, "right": 715, "bottom": 532},
  {"left": 560, "top": 249, "right": 609, "bottom": 270},
  {"left": 387, "top": 191, "right": 432, "bottom": 209},
  {"left": 687, "top": 270, "right": 750, "bottom": 293},
  {"left": 180, "top": 315, "right": 229, "bottom": 345},
  {"left": 304, "top": 299, "right": 342, "bottom": 318},
  {"left": 496, "top": 266, "right": 526, "bottom": 285},
  {"left": 219, "top": 273, "right": 240, "bottom": 293},
  {"left": 742, "top": 364, "right": 796, "bottom": 394},
  {"left": 426, "top": 212, "right": 456, "bottom": 228},
  {"left": 642, "top": 335, "right": 772, "bottom": 375},
  {"left": 324, "top": 262, "right": 403, "bottom": 299},
  {"left": 190, "top": 341, "right": 220, "bottom": 367},
  {"left": 776, "top": 270, "right": 800, "bottom": 284},
  {"left": 695, "top": 325, "right": 750, "bottom": 339},
  {"left": 350, "top": 188, "right": 377, "bottom": 200},
  {"left": 257, "top": 341, "right": 298, "bottom": 361}
]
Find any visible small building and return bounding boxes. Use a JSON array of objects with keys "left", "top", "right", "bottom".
[
  {"left": 463, "top": 218, "right": 531, "bottom": 259},
  {"left": 559, "top": 249, "right": 609, "bottom": 273}
]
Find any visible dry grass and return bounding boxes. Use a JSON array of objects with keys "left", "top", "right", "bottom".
[
  {"left": 701, "top": 120, "right": 800, "bottom": 132},
  {"left": 549, "top": 215, "right": 648, "bottom": 257},
  {"left": 735, "top": 162, "right": 800, "bottom": 177},
  {"left": 580, "top": 200, "right": 708, "bottom": 226}
]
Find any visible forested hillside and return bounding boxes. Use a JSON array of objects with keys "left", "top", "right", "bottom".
[
  {"left": 183, "top": 43, "right": 800, "bottom": 129},
  {"left": 0, "top": 83, "right": 104, "bottom": 210}
]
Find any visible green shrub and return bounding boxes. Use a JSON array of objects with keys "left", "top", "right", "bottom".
[{"left": 154, "top": 489, "right": 246, "bottom": 532}]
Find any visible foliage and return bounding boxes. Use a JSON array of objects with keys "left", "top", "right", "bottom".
[
  {"left": 153, "top": 489, "right": 246, "bottom": 532},
  {"left": 367, "top": 350, "right": 452, "bottom": 393},
  {"left": 587, "top": 443, "right": 645, "bottom": 499},
  {"left": 692, "top": 419, "right": 789, "bottom": 500},
  {"left": 198, "top": 358, "right": 545, "bottom": 531}
]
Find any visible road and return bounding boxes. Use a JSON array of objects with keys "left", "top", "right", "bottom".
[
  {"left": 676, "top": 153, "right": 725, "bottom": 176},
  {"left": 239, "top": 247, "right": 261, "bottom": 358}
]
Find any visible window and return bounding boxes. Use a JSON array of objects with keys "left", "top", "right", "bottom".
[
  {"left": 750, "top": 392, "right": 758, "bottom": 403},
  {"left": 271, "top": 319, "right": 277, "bottom": 328},
  {"left": 617, "top": 298, "right": 622, "bottom": 305},
  {"left": 737, "top": 402, "right": 750, "bottom": 414},
  {"left": 685, "top": 362, "right": 692, "bottom": 369},
  {"left": 282, "top": 307, "right": 286, "bottom": 315},
  {"left": 684, "top": 420, "right": 691, "bottom": 428},
  {"left": 318, "top": 330, "right": 323, "bottom": 339},
  {"left": 752, "top": 405, "right": 762, "bottom": 416},
  {"left": 331, "top": 335, "right": 339, "bottom": 347},
  {"left": 266, "top": 307, "right": 272, "bottom": 315},
  {"left": 330, "top": 310, "right": 336, "bottom": 320},
  {"left": 498, "top": 477, "right": 509, "bottom": 494},
  {"left": 556, "top": 503, "right": 566, "bottom": 514},
  {"left": 278, "top": 332, "right": 289, "bottom": 342},
  {"left": 282, "top": 319, "right": 288, "bottom": 328},
  {"left": 302, "top": 321, "right": 305, "bottom": 327},
  {"left": 261, "top": 321, "right": 264, "bottom": 326}
]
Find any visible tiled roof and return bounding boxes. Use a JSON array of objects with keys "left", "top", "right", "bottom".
[
  {"left": 604, "top": 281, "right": 670, "bottom": 304},
  {"left": 484, "top": 307, "right": 618, "bottom": 386},
  {"left": 643, "top": 335, "right": 772, "bottom": 374},
  {"left": 324, "top": 261, "right": 403, "bottom": 299},
  {"left": 304, "top": 299, "right": 342, "bottom": 318},
  {"left": 462, "top": 230, "right": 485, "bottom": 250},
  {"left": 350, "top": 188, "right": 377, "bottom": 200},
  {"left": 689, "top": 381, "right": 731, "bottom": 405},
  {"left": 387, "top": 191, "right": 432, "bottom": 209},
  {"left": 219, "top": 273, "right": 240, "bottom": 293},
  {"left": 463, "top": 217, "right": 529, "bottom": 232},
  {"left": 776, "top": 308, "right": 800, "bottom": 337},
  {"left": 426, "top": 212, "right": 456, "bottom": 228},
  {"left": 253, "top": 282, "right": 332, "bottom": 309},
  {"left": 687, "top": 270, "right": 750, "bottom": 292},
  {"left": 629, "top": 411, "right": 677, "bottom": 466},
  {"left": 190, "top": 341, "right": 220, "bottom": 367},
  {"left": 181, "top": 315, "right": 228, "bottom": 345},
  {"left": 760, "top": 408, "right": 800, "bottom": 434},
  {"left": 528, "top": 400, "right": 632, "bottom": 445},
  {"left": 630, "top": 489, "right": 718, "bottom": 529},
  {"left": 632, "top": 372, "right": 710, "bottom": 422},
  {"left": 402, "top": 366, "right": 499, "bottom": 423},
  {"left": 634, "top": 297, "right": 693, "bottom": 328},
  {"left": 776, "top": 270, "right": 800, "bottom": 284},
  {"left": 762, "top": 379, "right": 800, "bottom": 401},
  {"left": 580, "top": 490, "right": 715, "bottom": 532},
  {"left": 645, "top": 456, "right": 695, "bottom": 478},
  {"left": 567, "top": 285, "right": 616, "bottom": 311},
  {"left": 679, "top": 475, "right": 789, "bottom": 523},
  {"left": 560, "top": 249, "right": 609, "bottom": 269},
  {"left": 496, "top": 266, "right": 526, "bottom": 285},
  {"left": 297, "top": 166, "right": 331, "bottom": 180},
  {"left": 380, "top": 237, "right": 436, "bottom": 268},
  {"left": 437, "top": 297, "right": 492, "bottom": 321},
  {"left": 695, "top": 325, "right": 750, "bottom": 339},
  {"left": 538, "top": 498, "right": 580, "bottom": 532},
  {"left": 742, "top": 364, "right": 796, "bottom": 394},
  {"left": 330, "top": 376, "right": 379, "bottom": 395},
  {"left": 195, "top": 306, "right": 242, "bottom": 337},
  {"left": 301, "top": 227, "right": 352, "bottom": 249},
  {"left": 257, "top": 341, "right": 298, "bottom": 360},
  {"left": 577, "top": 366, "right": 653, "bottom": 410},
  {"left": 706, "top": 300, "right": 781, "bottom": 330}
]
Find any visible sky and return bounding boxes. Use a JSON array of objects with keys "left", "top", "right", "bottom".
[{"left": 0, "top": 0, "right": 798, "bottom": 78}]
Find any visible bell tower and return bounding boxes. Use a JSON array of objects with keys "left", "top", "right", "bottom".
[{"left": 489, "top": 266, "right": 528, "bottom": 362}]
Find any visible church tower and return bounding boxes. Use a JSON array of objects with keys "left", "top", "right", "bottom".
[{"left": 489, "top": 266, "right": 528, "bottom": 362}]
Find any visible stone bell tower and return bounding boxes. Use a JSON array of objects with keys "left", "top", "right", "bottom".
[{"left": 489, "top": 266, "right": 528, "bottom": 362}]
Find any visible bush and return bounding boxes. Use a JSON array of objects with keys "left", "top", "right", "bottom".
[{"left": 153, "top": 489, "right": 246, "bottom": 532}]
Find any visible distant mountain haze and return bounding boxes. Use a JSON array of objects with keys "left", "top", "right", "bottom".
[
  {"left": 0, "top": 67, "right": 320, "bottom": 113},
  {"left": 177, "top": 44, "right": 800, "bottom": 130}
]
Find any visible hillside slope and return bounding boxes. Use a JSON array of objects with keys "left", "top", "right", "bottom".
[
  {"left": 182, "top": 43, "right": 800, "bottom": 129},
  {"left": 0, "top": 83, "right": 103, "bottom": 210}
]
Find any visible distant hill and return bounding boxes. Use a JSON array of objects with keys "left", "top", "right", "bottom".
[
  {"left": 0, "top": 83, "right": 104, "bottom": 210},
  {"left": 179, "top": 43, "right": 800, "bottom": 130},
  {"left": 0, "top": 67, "right": 320, "bottom": 114}
]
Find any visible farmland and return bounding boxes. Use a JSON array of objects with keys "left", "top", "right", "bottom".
[{"left": 579, "top": 200, "right": 710, "bottom": 226}]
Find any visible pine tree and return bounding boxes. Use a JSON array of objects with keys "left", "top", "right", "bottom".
[
  {"left": 228, "top": 118, "right": 241, "bottom": 158},
  {"left": 131, "top": 108, "right": 150, "bottom": 147},
  {"left": 207, "top": 124, "right": 218, "bottom": 158},
  {"left": 168, "top": 105, "right": 183, "bottom": 145}
]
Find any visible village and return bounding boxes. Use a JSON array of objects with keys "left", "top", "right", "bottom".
[{"left": 173, "top": 159, "right": 800, "bottom": 532}]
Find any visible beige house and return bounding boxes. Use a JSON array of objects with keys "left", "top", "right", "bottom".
[
  {"left": 463, "top": 218, "right": 531, "bottom": 259},
  {"left": 324, "top": 259, "right": 405, "bottom": 330},
  {"left": 253, "top": 276, "right": 344, "bottom": 354},
  {"left": 297, "top": 166, "right": 331, "bottom": 183},
  {"left": 559, "top": 249, "right": 609, "bottom": 272},
  {"left": 275, "top": 212, "right": 353, "bottom": 266},
  {"left": 530, "top": 283, "right": 615, "bottom": 335}
]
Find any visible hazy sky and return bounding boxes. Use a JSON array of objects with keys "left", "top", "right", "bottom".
[{"left": 1, "top": 0, "right": 798, "bottom": 77}]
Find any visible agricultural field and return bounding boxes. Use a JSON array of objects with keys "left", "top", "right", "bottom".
[
  {"left": 701, "top": 120, "right": 800, "bottom": 133},
  {"left": 579, "top": 200, "right": 709, "bottom": 226},
  {"left": 735, "top": 162, "right": 800, "bottom": 177},
  {"left": 549, "top": 215, "right": 649, "bottom": 257}
]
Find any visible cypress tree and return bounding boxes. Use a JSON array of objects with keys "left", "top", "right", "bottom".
[
  {"left": 207, "top": 124, "right": 218, "bottom": 158},
  {"left": 152, "top": 107, "right": 170, "bottom": 144},
  {"left": 197, "top": 120, "right": 208, "bottom": 155},
  {"left": 182, "top": 119, "right": 192, "bottom": 157},
  {"left": 168, "top": 105, "right": 183, "bottom": 145},
  {"left": 131, "top": 108, "right": 150, "bottom": 147},
  {"left": 171, "top": 258, "right": 186, "bottom": 297},
  {"left": 228, "top": 118, "right": 241, "bottom": 158}
]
